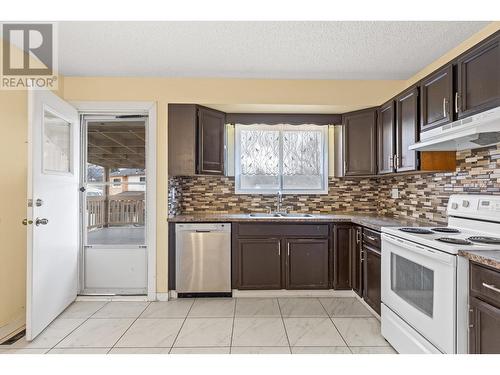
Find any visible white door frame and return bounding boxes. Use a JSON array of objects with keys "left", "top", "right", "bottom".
[{"left": 71, "top": 101, "right": 157, "bottom": 301}]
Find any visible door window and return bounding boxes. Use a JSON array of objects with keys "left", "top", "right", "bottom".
[
  {"left": 43, "top": 110, "right": 71, "bottom": 174},
  {"left": 391, "top": 253, "right": 434, "bottom": 317}
]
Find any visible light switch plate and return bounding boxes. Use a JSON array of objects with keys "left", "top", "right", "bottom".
[{"left": 391, "top": 188, "right": 399, "bottom": 199}]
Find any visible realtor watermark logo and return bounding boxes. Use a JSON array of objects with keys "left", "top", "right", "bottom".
[{"left": 1, "top": 22, "right": 58, "bottom": 90}]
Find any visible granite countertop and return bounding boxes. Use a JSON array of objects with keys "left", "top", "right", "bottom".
[
  {"left": 167, "top": 212, "right": 433, "bottom": 231},
  {"left": 458, "top": 250, "right": 500, "bottom": 271}
]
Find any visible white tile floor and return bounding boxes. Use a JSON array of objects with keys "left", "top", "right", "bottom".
[{"left": 0, "top": 297, "right": 396, "bottom": 354}]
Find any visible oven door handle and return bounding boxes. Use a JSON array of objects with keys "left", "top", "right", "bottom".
[{"left": 382, "top": 233, "right": 456, "bottom": 265}]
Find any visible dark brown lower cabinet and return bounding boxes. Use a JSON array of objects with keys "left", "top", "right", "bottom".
[
  {"left": 232, "top": 223, "right": 330, "bottom": 290},
  {"left": 469, "top": 296, "right": 500, "bottom": 354},
  {"left": 237, "top": 238, "right": 282, "bottom": 290},
  {"left": 333, "top": 224, "right": 352, "bottom": 289},
  {"left": 286, "top": 238, "right": 329, "bottom": 289},
  {"left": 350, "top": 226, "right": 363, "bottom": 296},
  {"left": 363, "top": 245, "right": 381, "bottom": 315}
]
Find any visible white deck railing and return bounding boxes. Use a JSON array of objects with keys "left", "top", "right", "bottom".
[{"left": 87, "top": 195, "right": 145, "bottom": 229}]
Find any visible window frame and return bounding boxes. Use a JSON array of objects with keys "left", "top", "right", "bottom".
[{"left": 234, "top": 123, "right": 329, "bottom": 195}]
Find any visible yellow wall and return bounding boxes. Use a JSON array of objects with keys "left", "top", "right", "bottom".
[
  {"left": 0, "top": 89, "right": 28, "bottom": 339},
  {"left": 0, "top": 21, "right": 498, "bottom": 340}
]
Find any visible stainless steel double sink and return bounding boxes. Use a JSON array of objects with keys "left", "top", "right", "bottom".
[{"left": 247, "top": 212, "right": 314, "bottom": 218}]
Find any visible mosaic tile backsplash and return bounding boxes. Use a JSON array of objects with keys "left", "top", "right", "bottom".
[{"left": 169, "top": 144, "right": 500, "bottom": 225}]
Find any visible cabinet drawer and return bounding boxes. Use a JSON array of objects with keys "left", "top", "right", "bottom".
[
  {"left": 362, "top": 228, "right": 381, "bottom": 248},
  {"left": 236, "top": 223, "right": 329, "bottom": 238},
  {"left": 470, "top": 262, "right": 500, "bottom": 308}
]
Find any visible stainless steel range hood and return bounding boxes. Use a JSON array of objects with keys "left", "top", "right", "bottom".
[{"left": 409, "top": 106, "right": 500, "bottom": 151}]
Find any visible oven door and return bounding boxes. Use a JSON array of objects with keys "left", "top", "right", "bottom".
[{"left": 381, "top": 233, "right": 456, "bottom": 353}]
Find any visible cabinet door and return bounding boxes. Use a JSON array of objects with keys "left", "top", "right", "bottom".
[
  {"left": 350, "top": 227, "right": 363, "bottom": 297},
  {"left": 197, "top": 107, "right": 225, "bottom": 175},
  {"left": 285, "top": 238, "right": 329, "bottom": 289},
  {"left": 377, "top": 101, "right": 396, "bottom": 174},
  {"left": 168, "top": 104, "right": 197, "bottom": 176},
  {"left": 237, "top": 238, "right": 282, "bottom": 289},
  {"left": 457, "top": 33, "right": 500, "bottom": 118},
  {"left": 343, "top": 108, "right": 377, "bottom": 176},
  {"left": 469, "top": 297, "right": 500, "bottom": 354},
  {"left": 420, "top": 64, "right": 453, "bottom": 132},
  {"left": 363, "top": 246, "right": 381, "bottom": 315},
  {"left": 396, "top": 87, "right": 419, "bottom": 172},
  {"left": 333, "top": 224, "right": 352, "bottom": 289}
]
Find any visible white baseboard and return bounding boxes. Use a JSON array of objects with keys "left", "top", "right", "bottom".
[
  {"left": 168, "top": 291, "right": 178, "bottom": 299},
  {"left": 0, "top": 314, "right": 25, "bottom": 344},
  {"left": 156, "top": 292, "right": 169, "bottom": 301},
  {"left": 76, "top": 295, "right": 149, "bottom": 302}
]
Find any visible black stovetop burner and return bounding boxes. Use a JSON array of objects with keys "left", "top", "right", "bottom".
[
  {"left": 432, "top": 227, "right": 460, "bottom": 233},
  {"left": 436, "top": 237, "right": 472, "bottom": 245},
  {"left": 399, "top": 227, "right": 433, "bottom": 234},
  {"left": 468, "top": 236, "right": 500, "bottom": 245}
]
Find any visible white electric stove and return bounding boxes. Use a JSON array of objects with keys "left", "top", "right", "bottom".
[{"left": 380, "top": 195, "right": 500, "bottom": 354}]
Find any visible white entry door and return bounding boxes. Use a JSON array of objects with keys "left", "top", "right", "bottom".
[{"left": 26, "top": 89, "right": 80, "bottom": 340}]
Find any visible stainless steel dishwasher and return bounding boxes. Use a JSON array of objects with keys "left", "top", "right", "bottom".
[{"left": 175, "top": 223, "right": 231, "bottom": 297}]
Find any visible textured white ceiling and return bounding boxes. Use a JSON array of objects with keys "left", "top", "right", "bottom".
[{"left": 59, "top": 21, "right": 489, "bottom": 79}]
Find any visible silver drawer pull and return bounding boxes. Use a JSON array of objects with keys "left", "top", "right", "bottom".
[
  {"left": 365, "top": 235, "right": 377, "bottom": 241},
  {"left": 482, "top": 282, "right": 500, "bottom": 294}
]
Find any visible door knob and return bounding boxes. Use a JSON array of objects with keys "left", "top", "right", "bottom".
[
  {"left": 22, "top": 219, "right": 33, "bottom": 225},
  {"left": 35, "top": 218, "right": 49, "bottom": 226}
]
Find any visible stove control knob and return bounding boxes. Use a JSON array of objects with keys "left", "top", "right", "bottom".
[
  {"left": 451, "top": 202, "right": 459, "bottom": 209},
  {"left": 462, "top": 200, "right": 470, "bottom": 208}
]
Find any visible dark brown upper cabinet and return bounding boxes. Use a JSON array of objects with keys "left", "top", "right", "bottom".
[
  {"left": 197, "top": 107, "right": 226, "bottom": 175},
  {"left": 168, "top": 104, "right": 225, "bottom": 176},
  {"left": 395, "top": 87, "right": 419, "bottom": 172},
  {"left": 377, "top": 100, "right": 396, "bottom": 174},
  {"left": 285, "top": 238, "right": 329, "bottom": 290},
  {"left": 333, "top": 224, "right": 352, "bottom": 290},
  {"left": 420, "top": 64, "right": 454, "bottom": 132},
  {"left": 457, "top": 33, "right": 500, "bottom": 119},
  {"left": 343, "top": 108, "right": 378, "bottom": 176}
]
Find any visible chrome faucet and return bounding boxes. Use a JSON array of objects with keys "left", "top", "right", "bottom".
[{"left": 276, "top": 191, "right": 286, "bottom": 214}]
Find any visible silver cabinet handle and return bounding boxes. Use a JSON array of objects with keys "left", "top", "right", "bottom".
[
  {"left": 482, "top": 282, "right": 500, "bottom": 294},
  {"left": 35, "top": 218, "right": 49, "bottom": 226},
  {"left": 366, "top": 235, "right": 377, "bottom": 241},
  {"left": 287, "top": 243, "right": 290, "bottom": 256},
  {"left": 278, "top": 242, "right": 281, "bottom": 256},
  {"left": 455, "top": 92, "right": 460, "bottom": 113},
  {"left": 443, "top": 98, "right": 448, "bottom": 118}
]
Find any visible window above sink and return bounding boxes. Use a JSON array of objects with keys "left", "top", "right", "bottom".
[{"left": 234, "top": 124, "right": 329, "bottom": 194}]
